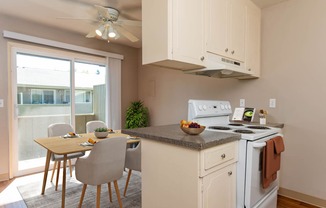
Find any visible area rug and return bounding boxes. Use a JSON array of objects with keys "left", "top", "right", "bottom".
[{"left": 17, "top": 171, "right": 141, "bottom": 208}]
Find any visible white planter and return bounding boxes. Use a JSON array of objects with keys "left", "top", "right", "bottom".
[{"left": 94, "top": 131, "right": 109, "bottom": 138}]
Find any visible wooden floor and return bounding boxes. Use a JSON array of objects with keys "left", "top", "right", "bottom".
[
  {"left": 0, "top": 172, "right": 321, "bottom": 208},
  {"left": 277, "top": 195, "right": 320, "bottom": 208}
]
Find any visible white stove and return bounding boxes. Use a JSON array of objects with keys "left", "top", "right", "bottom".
[
  {"left": 206, "top": 123, "right": 280, "bottom": 140},
  {"left": 188, "top": 99, "right": 283, "bottom": 208},
  {"left": 188, "top": 99, "right": 279, "bottom": 140}
]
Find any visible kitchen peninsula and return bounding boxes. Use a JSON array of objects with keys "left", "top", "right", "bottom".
[{"left": 122, "top": 124, "right": 240, "bottom": 208}]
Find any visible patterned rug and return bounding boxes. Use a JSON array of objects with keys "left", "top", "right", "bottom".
[{"left": 17, "top": 171, "right": 141, "bottom": 208}]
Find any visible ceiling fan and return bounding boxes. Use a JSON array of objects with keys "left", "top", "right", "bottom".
[
  {"left": 60, "top": 5, "right": 141, "bottom": 43},
  {"left": 88, "top": 5, "right": 141, "bottom": 43}
]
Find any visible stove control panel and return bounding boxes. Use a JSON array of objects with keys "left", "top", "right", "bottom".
[{"left": 188, "top": 99, "right": 232, "bottom": 120}]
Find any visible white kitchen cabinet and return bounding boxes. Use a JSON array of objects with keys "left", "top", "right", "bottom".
[
  {"left": 142, "top": 0, "right": 205, "bottom": 70},
  {"left": 141, "top": 139, "right": 238, "bottom": 208},
  {"left": 202, "top": 164, "right": 236, "bottom": 208},
  {"left": 243, "top": 0, "right": 261, "bottom": 78},
  {"left": 205, "top": 0, "right": 246, "bottom": 62}
]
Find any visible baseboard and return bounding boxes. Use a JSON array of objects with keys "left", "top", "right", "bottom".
[
  {"left": 0, "top": 173, "right": 9, "bottom": 182},
  {"left": 278, "top": 187, "right": 326, "bottom": 208}
]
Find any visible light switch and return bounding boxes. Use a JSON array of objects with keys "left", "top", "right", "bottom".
[
  {"left": 0, "top": 99, "right": 3, "bottom": 108},
  {"left": 240, "top": 99, "right": 245, "bottom": 107},
  {"left": 269, "top": 99, "right": 276, "bottom": 108}
]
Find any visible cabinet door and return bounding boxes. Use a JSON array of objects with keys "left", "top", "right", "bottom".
[
  {"left": 173, "top": 0, "right": 205, "bottom": 66},
  {"left": 202, "top": 164, "right": 236, "bottom": 208},
  {"left": 245, "top": 0, "right": 261, "bottom": 77},
  {"left": 205, "top": 0, "right": 229, "bottom": 57},
  {"left": 230, "top": 0, "right": 246, "bottom": 62}
]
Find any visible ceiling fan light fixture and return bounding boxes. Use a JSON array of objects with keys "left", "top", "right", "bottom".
[
  {"left": 101, "top": 26, "right": 109, "bottom": 39},
  {"left": 95, "top": 25, "right": 105, "bottom": 36},
  {"left": 108, "top": 26, "right": 116, "bottom": 38}
]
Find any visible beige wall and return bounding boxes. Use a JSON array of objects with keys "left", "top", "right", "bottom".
[
  {"left": 138, "top": 0, "right": 326, "bottom": 205},
  {"left": 0, "top": 14, "right": 139, "bottom": 179}
]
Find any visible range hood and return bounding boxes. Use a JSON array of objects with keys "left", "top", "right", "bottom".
[{"left": 183, "top": 54, "right": 251, "bottom": 79}]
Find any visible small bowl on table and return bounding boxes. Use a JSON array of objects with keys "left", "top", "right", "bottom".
[
  {"left": 181, "top": 126, "right": 206, "bottom": 135},
  {"left": 94, "top": 131, "right": 109, "bottom": 138}
]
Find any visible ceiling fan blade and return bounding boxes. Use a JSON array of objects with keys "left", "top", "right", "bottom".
[
  {"left": 94, "top": 5, "right": 110, "bottom": 18},
  {"left": 114, "top": 25, "right": 139, "bottom": 42},
  {"left": 86, "top": 30, "right": 97, "bottom": 38},
  {"left": 56, "top": 17, "right": 97, "bottom": 24},
  {"left": 85, "top": 23, "right": 103, "bottom": 38},
  {"left": 116, "top": 19, "right": 141, "bottom": 27}
]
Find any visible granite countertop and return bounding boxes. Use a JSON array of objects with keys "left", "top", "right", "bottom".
[{"left": 122, "top": 124, "right": 240, "bottom": 150}]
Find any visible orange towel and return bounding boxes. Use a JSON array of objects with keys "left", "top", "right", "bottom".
[{"left": 262, "top": 136, "right": 285, "bottom": 189}]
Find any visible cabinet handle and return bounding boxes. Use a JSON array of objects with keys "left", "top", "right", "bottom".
[
  {"left": 200, "top": 56, "right": 205, "bottom": 61},
  {"left": 225, "top": 48, "right": 228, "bottom": 53},
  {"left": 221, "top": 153, "right": 226, "bottom": 159},
  {"left": 228, "top": 171, "right": 232, "bottom": 176},
  {"left": 231, "top": 50, "right": 235, "bottom": 55}
]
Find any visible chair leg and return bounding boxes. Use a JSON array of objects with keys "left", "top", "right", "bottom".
[
  {"left": 68, "top": 159, "right": 72, "bottom": 177},
  {"left": 108, "top": 182, "right": 112, "bottom": 202},
  {"left": 96, "top": 185, "right": 101, "bottom": 208},
  {"left": 123, "top": 169, "right": 133, "bottom": 196},
  {"left": 55, "top": 161, "right": 61, "bottom": 191},
  {"left": 50, "top": 161, "right": 57, "bottom": 182},
  {"left": 114, "top": 180, "right": 123, "bottom": 208},
  {"left": 78, "top": 184, "right": 87, "bottom": 208}
]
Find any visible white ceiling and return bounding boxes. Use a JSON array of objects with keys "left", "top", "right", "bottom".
[{"left": 0, "top": 0, "right": 287, "bottom": 49}]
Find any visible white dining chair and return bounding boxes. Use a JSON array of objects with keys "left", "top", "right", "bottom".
[
  {"left": 86, "top": 120, "right": 107, "bottom": 133},
  {"left": 48, "top": 123, "right": 85, "bottom": 191},
  {"left": 123, "top": 142, "right": 141, "bottom": 196},
  {"left": 75, "top": 137, "right": 127, "bottom": 208}
]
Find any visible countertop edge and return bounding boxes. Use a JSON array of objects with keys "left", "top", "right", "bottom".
[{"left": 122, "top": 126, "right": 241, "bottom": 150}]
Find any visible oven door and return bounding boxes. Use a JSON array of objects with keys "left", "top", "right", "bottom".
[{"left": 244, "top": 133, "right": 283, "bottom": 208}]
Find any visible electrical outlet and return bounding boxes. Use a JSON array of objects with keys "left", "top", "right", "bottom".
[
  {"left": 240, "top": 99, "right": 245, "bottom": 107},
  {"left": 269, "top": 99, "right": 276, "bottom": 108},
  {"left": 0, "top": 99, "right": 3, "bottom": 108}
]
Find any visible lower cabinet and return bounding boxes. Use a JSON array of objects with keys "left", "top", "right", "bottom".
[
  {"left": 142, "top": 139, "right": 238, "bottom": 208},
  {"left": 202, "top": 163, "right": 236, "bottom": 208}
]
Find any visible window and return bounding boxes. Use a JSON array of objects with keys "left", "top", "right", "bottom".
[{"left": 30, "top": 89, "right": 55, "bottom": 104}]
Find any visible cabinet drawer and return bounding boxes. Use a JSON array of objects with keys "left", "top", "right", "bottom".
[{"left": 200, "top": 141, "right": 238, "bottom": 176}]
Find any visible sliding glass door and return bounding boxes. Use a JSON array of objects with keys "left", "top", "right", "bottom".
[{"left": 11, "top": 46, "right": 107, "bottom": 176}]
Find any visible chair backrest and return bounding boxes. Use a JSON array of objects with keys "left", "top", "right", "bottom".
[
  {"left": 125, "top": 142, "right": 141, "bottom": 172},
  {"left": 86, "top": 120, "right": 107, "bottom": 133},
  {"left": 48, "top": 123, "right": 74, "bottom": 137},
  {"left": 75, "top": 137, "right": 127, "bottom": 185}
]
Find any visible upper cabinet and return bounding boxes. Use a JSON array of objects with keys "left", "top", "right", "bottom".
[
  {"left": 206, "top": 0, "right": 245, "bottom": 62},
  {"left": 142, "top": 0, "right": 261, "bottom": 78},
  {"left": 142, "top": 0, "right": 205, "bottom": 70},
  {"left": 244, "top": 0, "right": 261, "bottom": 78}
]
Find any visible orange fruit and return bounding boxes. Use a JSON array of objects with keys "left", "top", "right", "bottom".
[{"left": 180, "top": 119, "right": 187, "bottom": 126}]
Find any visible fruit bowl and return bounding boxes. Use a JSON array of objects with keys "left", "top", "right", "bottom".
[{"left": 181, "top": 126, "right": 206, "bottom": 135}]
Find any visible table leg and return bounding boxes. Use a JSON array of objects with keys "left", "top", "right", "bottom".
[
  {"left": 62, "top": 154, "right": 67, "bottom": 208},
  {"left": 41, "top": 150, "right": 51, "bottom": 195}
]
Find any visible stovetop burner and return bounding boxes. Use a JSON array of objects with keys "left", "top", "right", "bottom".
[
  {"left": 234, "top": 129, "right": 255, "bottom": 134},
  {"left": 246, "top": 126, "right": 271, "bottom": 130},
  {"left": 209, "top": 126, "right": 232, "bottom": 130},
  {"left": 228, "top": 123, "right": 244, "bottom": 126}
]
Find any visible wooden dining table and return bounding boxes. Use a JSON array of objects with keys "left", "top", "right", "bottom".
[{"left": 34, "top": 131, "right": 140, "bottom": 208}]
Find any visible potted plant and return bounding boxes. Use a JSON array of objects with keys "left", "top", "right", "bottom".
[
  {"left": 125, "top": 100, "right": 149, "bottom": 129},
  {"left": 94, "top": 127, "right": 109, "bottom": 138}
]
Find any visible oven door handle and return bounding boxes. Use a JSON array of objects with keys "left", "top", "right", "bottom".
[{"left": 252, "top": 142, "right": 266, "bottom": 149}]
